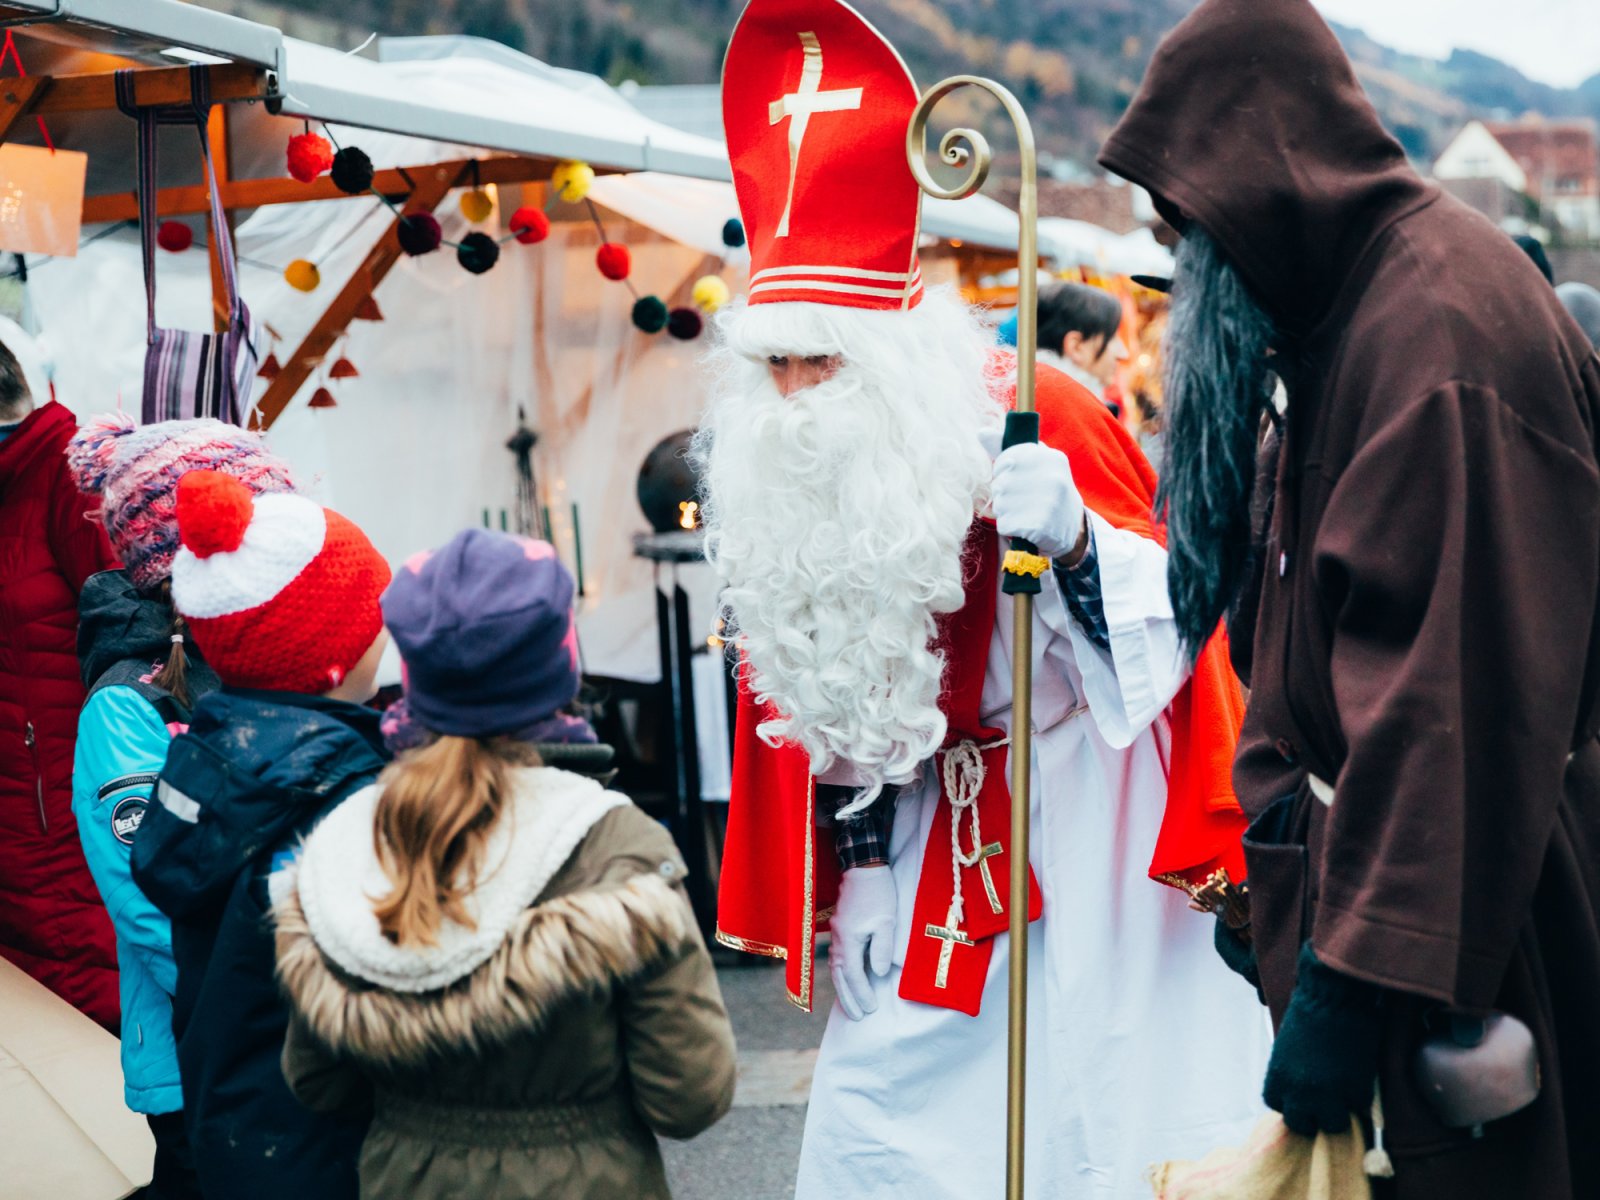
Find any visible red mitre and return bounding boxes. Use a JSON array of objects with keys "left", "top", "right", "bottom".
[{"left": 722, "top": 0, "right": 924, "bottom": 310}]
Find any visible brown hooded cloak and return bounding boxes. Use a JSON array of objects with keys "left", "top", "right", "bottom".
[{"left": 1101, "top": 2, "right": 1600, "bottom": 1196}]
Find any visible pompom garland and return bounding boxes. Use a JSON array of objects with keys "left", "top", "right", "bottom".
[
  {"left": 457, "top": 232, "right": 501, "bottom": 275},
  {"left": 156, "top": 221, "right": 193, "bottom": 253},
  {"left": 175, "top": 470, "right": 255, "bottom": 558},
  {"left": 459, "top": 188, "right": 494, "bottom": 223},
  {"left": 551, "top": 160, "right": 595, "bottom": 203},
  {"left": 397, "top": 212, "right": 443, "bottom": 257},
  {"left": 667, "top": 307, "right": 704, "bottom": 340},
  {"left": 330, "top": 146, "right": 375, "bottom": 195},
  {"left": 631, "top": 296, "right": 668, "bottom": 333},
  {"left": 285, "top": 260, "right": 321, "bottom": 292},
  {"left": 596, "top": 243, "right": 631, "bottom": 281},
  {"left": 287, "top": 131, "right": 335, "bottom": 183},
  {"left": 692, "top": 275, "right": 730, "bottom": 313},
  {"left": 510, "top": 206, "right": 551, "bottom": 244}
]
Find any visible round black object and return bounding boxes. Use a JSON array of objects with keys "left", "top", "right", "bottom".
[
  {"left": 637, "top": 430, "right": 701, "bottom": 533},
  {"left": 457, "top": 231, "right": 501, "bottom": 275},
  {"left": 397, "top": 212, "right": 443, "bottom": 257},
  {"left": 721, "top": 217, "right": 746, "bottom": 248},
  {"left": 330, "top": 146, "right": 375, "bottom": 195},
  {"left": 666, "top": 306, "right": 703, "bottom": 340},
  {"left": 631, "top": 295, "right": 668, "bottom": 333}
]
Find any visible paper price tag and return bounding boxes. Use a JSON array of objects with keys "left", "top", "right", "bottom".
[{"left": 0, "top": 143, "right": 86, "bottom": 258}]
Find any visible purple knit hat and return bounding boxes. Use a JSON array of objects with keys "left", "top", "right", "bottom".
[
  {"left": 381, "top": 529, "right": 582, "bottom": 739},
  {"left": 66, "top": 413, "right": 295, "bottom": 591}
]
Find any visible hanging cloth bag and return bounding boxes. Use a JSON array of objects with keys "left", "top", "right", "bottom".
[{"left": 116, "top": 65, "right": 260, "bottom": 426}]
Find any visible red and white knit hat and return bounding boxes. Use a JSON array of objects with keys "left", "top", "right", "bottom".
[{"left": 170, "top": 470, "right": 392, "bottom": 695}]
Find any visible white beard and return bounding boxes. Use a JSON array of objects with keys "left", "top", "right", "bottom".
[{"left": 694, "top": 289, "right": 1001, "bottom": 810}]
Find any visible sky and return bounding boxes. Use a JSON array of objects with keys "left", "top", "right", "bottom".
[{"left": 1311, "top": 0, "right": 1600, "bottom": 89}]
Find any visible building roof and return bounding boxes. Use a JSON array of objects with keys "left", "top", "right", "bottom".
[{"left": 1484, "top": 119, "right": 1599, "bottom": 193}]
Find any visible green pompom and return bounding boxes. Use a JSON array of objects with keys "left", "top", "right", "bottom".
[{"left": 632, "top": 295, "right": 669, "bottom": 334}]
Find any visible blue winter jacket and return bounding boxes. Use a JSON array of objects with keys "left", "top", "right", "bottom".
[
  {"left": 71, "top": 570, "right": 219, "bottom": 1115},
  {"left": 132, "top": 685, "right": 385, "bottom": 1200}
]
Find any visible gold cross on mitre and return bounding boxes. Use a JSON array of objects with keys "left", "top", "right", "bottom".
[
  {"left": 768, "top": 30, "right": 862, "bottom": 237},
  {"left": 924, "top": 914, "right": 976, "bottom": 989},
  {"left": 959, "top": 836, "right": 1006, "bottom": 916}
]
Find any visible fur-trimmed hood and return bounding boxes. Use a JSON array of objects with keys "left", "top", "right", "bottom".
[
  {"left": 276, "top": 868, "right": 691, "bottom": 1070},
  {"left": 273, "top": 768, "right": 695, "bottom": 1069}
]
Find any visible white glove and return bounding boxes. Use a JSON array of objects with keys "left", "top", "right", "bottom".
[
  {"left": 829, "top": 866, "right": 898, "bottom": 1021},
  {"left": 984, "top": 433, "right": 1087, "bottom": 562}
]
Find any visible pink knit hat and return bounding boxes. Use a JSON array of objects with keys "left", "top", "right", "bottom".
[{"left": 67, "top": 413, "right": 295, "bottom": 592}]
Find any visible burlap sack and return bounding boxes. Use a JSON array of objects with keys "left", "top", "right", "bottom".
[{"left": 1148, "top": 1113, "right": 1373, "bottom": 1200}]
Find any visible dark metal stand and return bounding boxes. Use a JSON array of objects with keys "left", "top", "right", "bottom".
[{"left": 635, "top": 531, "right": 718, "bottom": 937}]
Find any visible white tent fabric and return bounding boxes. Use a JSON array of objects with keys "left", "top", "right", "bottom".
[
  {"left": 1038, "top": 217, "right": 1175, "bottom": 277},
  {"left": 589, "top": 171, "right": 1027, "bottom": 257}
]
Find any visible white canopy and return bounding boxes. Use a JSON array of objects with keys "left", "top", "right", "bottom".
[{"left": 1038, "top": 217, "right": 1175, "bottom": 277}]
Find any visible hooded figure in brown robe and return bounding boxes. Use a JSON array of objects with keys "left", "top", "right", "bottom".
[{"left": 1101, "top": 1, "right": 1600, "bottom": 1196}]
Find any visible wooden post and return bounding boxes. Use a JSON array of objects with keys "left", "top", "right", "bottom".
[
  {"left": 253, "top": 161, "right": 469, "bottom": 430},
  {"left": 0, "top": 75, "right": 46, "bottom": 142},
  {"left": 204, "top": 105, "right": 234, "bottom": 332}
]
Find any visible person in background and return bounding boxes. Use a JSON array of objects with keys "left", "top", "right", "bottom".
[
  {"left": 273, "top": 528, "right": 736, "bottom": 1200},
  {"left": 0, "top": 322, "right": 121, "bottom": 1028},
  {"left": 1557, "top": 281, "right": 1600, "bottom": 349},
  {"left": 1514, "top": 233, "right": 1555, "bottom": 284},
  {"left": 131, "top": 470, "right": 392, "bottom": 1200},
  {"left": 1036, "top": 279, "right": 1130, "bottom": 411},
  {"left": 65, "top": 415, "right": 296, "bottom": 1200}
]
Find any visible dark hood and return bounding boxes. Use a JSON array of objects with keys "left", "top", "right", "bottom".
[
  {"left": 1099, "top": 0, "right": 1436, "bottom": 337},
  {"left": 132, "top": 689, "right": 388, "bottom": 920},
  {"left": 78, "top": 569, "right": 179, "bottom": 687},
  {"left": 0, "top": 400, "right": 73, "bottom": 488}
]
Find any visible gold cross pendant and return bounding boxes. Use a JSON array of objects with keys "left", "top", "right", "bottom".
[
  {"left": 925, "top": 921, "right": 976, "bottom": 989},
  {"left": 961, "top": 840, "right": 1006, "bottom": 916}
]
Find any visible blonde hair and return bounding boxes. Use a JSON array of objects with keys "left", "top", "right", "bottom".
[{"left": 372, "top": 735, "right": 541, "bottom": 947}]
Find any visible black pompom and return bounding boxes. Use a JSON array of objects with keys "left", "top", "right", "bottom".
[
  {"left": 721, "top": 217, "right": 746, "bottom": 249},
  {"left": 396, "top": 212, "right": 442, "bottom": 257},
  {"left": 632, "top": 295, "right": 669, "bottom": 334},
  {"left": 456, "top": 231, "right": 501, "bottom": 275},
  {"left": 330, "top": 146, "right": 375, "bottom": 195},
  {"left": 667, "top": 306, "right": 704, "bottom": 340}
]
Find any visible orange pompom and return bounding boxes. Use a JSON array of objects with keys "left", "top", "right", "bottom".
[
  {"left": 176, "top": 470, "right": 254, "bottom": 559},
  {"left": 596, "top": 242, "right": 631, "bottom": 281}
]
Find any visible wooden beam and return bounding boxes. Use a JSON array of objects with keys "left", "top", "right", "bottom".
[
  {"left": 0, "top": 75, "right": 45, "bottom": 142},
  {"left": 33, "top": 63, "right": 267, "bottom": 115},
  {"left": 82, "top": 155, "right": 564, "bottom": 224},
  {"left": 204, "top": 105, "right": 234, "bottom": 333},
  {"left": 254, "top": 162, "right": 469, "bottom": 430}
]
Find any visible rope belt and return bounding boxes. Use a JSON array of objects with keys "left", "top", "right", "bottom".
[{"left": 939, "top": 735, "right": 1010, "bottom": 931}]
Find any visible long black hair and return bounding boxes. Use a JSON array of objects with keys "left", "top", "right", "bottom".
[{"left": 1156, "top": 225, "right": 1277, "bottom": 658}]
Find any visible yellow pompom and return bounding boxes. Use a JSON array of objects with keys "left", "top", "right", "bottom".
[
  {"left": 284, "top": 259, "right": 320, "bottom": 293},
  {"left": 551, "top": 159, "right": 595, "bottom": 203},
  {"left": 691, "top": 274, "right": 731, "bottom": 314},
  {"left": 459, "top": 188, "right": 494, "bottom": 223}
]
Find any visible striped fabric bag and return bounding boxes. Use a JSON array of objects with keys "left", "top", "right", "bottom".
[{"left": 116, "top": 66, "right": 260, "bottom": 427}]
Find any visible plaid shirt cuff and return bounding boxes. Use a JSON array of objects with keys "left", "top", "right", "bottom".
[
  {"left": 820, "top": 783, "right": 898, "bottom": 870},
  {"left": 1055, "top": 524, "right": 1112, "bottom": 653}
]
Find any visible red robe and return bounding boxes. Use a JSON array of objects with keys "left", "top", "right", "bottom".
[{"left": 716, "top": 363, "right": 1247, "bottom": 1010}]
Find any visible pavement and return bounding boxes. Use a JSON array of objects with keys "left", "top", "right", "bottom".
[{"left": 660, "top": 956, "right": 836, "bottom": 1200}]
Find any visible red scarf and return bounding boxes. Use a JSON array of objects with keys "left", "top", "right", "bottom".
[{"left": 715, "top": 362, "right": 1248, "bottom": 1012}]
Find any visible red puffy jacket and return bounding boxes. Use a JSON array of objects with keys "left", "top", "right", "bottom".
[{"left": 0, "top": 401, "right": 119, "bottom": 1028}]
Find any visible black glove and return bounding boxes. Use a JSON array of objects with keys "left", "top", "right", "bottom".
[
  {"left": 1263, "top": 942, "right": 1384, "bottom": 1136},
  {"left": 1213, "top": 914, "right": 1261, "bottom": 991}
]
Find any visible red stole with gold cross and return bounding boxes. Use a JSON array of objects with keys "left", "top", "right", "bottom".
[{"left": 899, "top": 523, "right": 1043, "bottom": 1016}]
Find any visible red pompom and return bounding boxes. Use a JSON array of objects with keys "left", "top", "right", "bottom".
[
  {"left": 286, "top": 131, "right": 335, "bottom": 184},
  {"left": 510, "top": 206, "right": 551, "bottom": 245},
  {"left": 156, "top": 220, "right": 193, "bottom": 253},
  {"left": 176, "top": 470, "right": 254, "bottom": 559},
  {"left": 397, "top": 211, "right": 443, "bottom": 257},
  {"left": 596, "top": 242, "right": 631, "bottom": 281}
]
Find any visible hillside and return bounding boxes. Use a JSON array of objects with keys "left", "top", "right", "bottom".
[{"left": 225, "top": 0, "right": 1600, "bottom": 168}]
